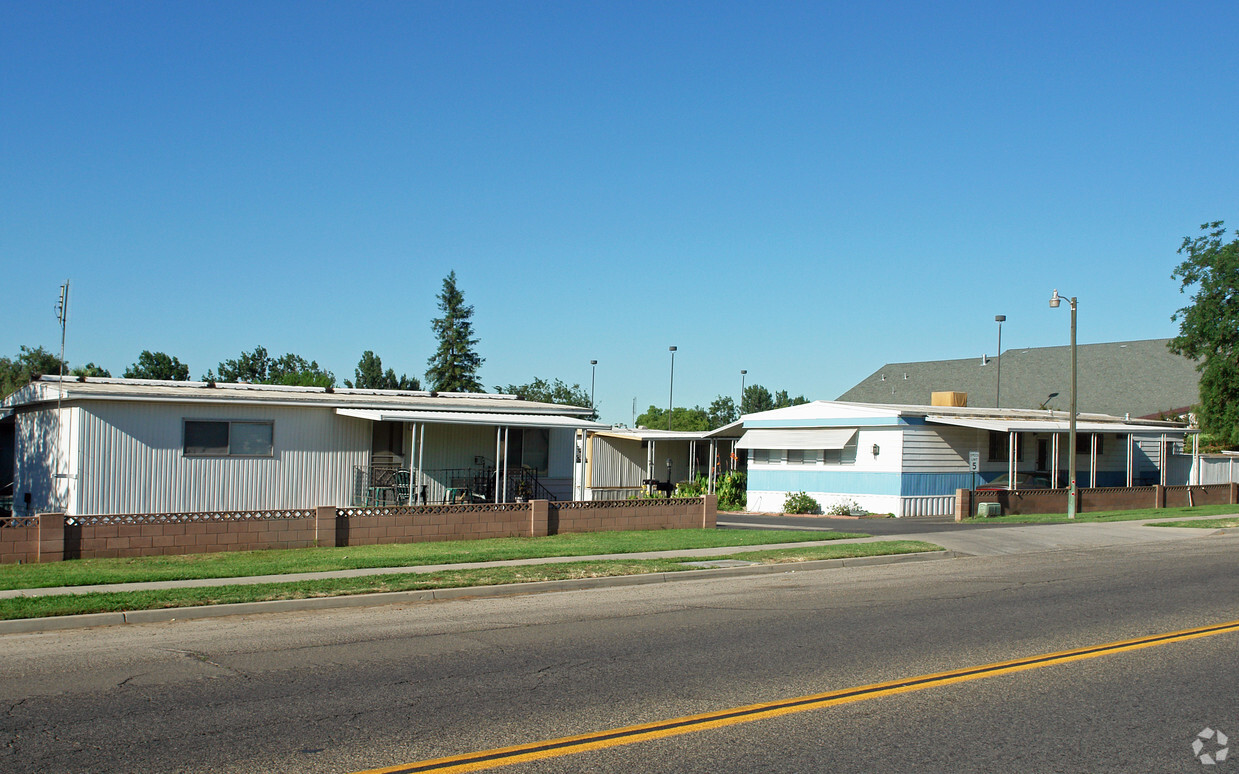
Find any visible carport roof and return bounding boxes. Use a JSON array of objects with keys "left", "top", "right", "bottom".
[
  {"left": 337, "top": 408, "right": 608, "bottom": 430},
  {"left": 925, "top": 415, "right": 1190, "bottom": 435}
]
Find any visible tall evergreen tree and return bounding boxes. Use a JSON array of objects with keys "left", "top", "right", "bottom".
[{"left": 425, "top": 271, "right": 484, "bottom": 392}]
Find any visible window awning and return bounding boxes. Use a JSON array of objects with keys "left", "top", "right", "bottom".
[
  {"left": 925, "top": 415, "right": 1187, "bottom": 435},
  {"left": 337, "top": 408, "right": 608, "bottom": 430},
  {"left": 736, "top": 428, "right": 858, "bottom": 450}
]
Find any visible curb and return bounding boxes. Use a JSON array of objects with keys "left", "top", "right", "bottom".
[{"left": 0, "top": 550, "right": 957, "bottom": 635}]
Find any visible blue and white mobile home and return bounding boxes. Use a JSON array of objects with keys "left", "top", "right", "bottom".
[{"left": 739, "top": 401, "right": 1191, "bottom": 517}]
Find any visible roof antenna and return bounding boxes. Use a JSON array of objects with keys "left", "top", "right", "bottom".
[{"left": 54, "top": 279, "right": 70, "bottom": 499}]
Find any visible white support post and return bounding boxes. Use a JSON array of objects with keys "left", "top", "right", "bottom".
[
  {"left": 502, "top": 426, "right": 510, "bottom": 502},
  {"left": 1089, "top": 434, "right": 1098, "bottom": 488},
  {"left": 494, "top": 427, "right": 502, "bottom": 503},
  {"left": 1126, "top": 434, "right": 1134, "bottom": 488},
  {"left": 1008, "top": 431, "right": 1016, "bottom": 489},
  {"left": 1052, "top": 433, "right": 1060, "bottom": 488},
  {"left": 1160, "top": 433, "right": 1168, "bottom": 486}
]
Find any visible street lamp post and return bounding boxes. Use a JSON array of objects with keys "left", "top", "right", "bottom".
[
  {"left": 1049, "top": 290, "right": 1077, "bottom": 519},
  {"left": 740, "top": 369, "right": 747, "bottom": 411},
  {"left": 668, "top": 346, "right": 677, "bottom": 431},
  {"left": 590, "top": 360, "right": 597, "bottom": 411},
  {"left": 994, "top": 314, "right": 1006, "bottom": 407}
]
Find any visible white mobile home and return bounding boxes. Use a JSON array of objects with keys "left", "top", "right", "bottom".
[
  {"left": 739, "top": 401, "right": 1191, "bottom": 517},
  {"left": 0, "top": 377, "right": 605, "bottom": 517}
]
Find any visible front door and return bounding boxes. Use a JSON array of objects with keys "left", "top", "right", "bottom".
[{"left": 1037, "top": 439, "right": 1048, "bottom": 472}]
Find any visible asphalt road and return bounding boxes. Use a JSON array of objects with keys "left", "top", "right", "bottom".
[{"left": 3, "top": 531, "right": 1238, "bottom": 773}]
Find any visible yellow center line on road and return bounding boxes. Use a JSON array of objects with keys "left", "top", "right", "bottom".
[{"left": 353, "top": 618, "right": 1239, "bottom": 774}]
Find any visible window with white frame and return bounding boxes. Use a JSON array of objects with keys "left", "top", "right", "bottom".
[
  {"left": 824, "top": 441, "right": 858, "bottom": 466},
  {"left": 184, "top": 420, "right": 274, "bottom": 457}
]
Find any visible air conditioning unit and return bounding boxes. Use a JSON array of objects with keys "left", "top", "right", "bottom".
[{"left": 977, "top": 502, "right": 1002, "bottom": 518}]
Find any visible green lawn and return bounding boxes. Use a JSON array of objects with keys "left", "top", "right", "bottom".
[
  {"left": 961, "top": 503, "right": 1239, "bottom": 524},
  {"left": 1146, "top": 517, "right": 1239, "bottom": 529},
  {"left": 0, "top": 540, "right": 942, "bottom": 620},
  {"left": 0, "top": 528, "right": 866, "bottom": 590}
]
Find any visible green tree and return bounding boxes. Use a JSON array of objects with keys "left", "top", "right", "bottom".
[
  {"left": 124, "top": 351, "right": 190, "bottom": 381},
  {"left": 0, "top": 345, "right": 68, "bottom": 397},
  {"left": 741, "top": 384, "right": 774, "bottom": 414},
  {"left": 706, "top": 395, "right": 738, "bottom": 429},
  {"left": 1170, "top": 221, "right": 1239, "bottom": 445},
  {"left": 635, "top": 405, "right": 710, "bottom": 431},
  {"left": 740, "top": 384, "right": 808, "bottom": 415},
  {"left": 345, "top": 351, "right": 420, "bottom": 390},
  {"left": 425, "top": 271, "right": 484, "bottom": 392},
  {"left": 495, "top": 378, "right": 595, "bottom": 417},
  {"left": 204, "top": 346, "right": 336, "bottom": 388},
  {"left": 70, "top": 363, "right": 111, "bottom": 378},
  {"left": 773, "top": 389, "right": 809, "bottom": 409}
]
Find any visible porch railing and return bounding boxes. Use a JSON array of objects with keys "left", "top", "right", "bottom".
[{"left": 352, "top": 464, "right": 558, "bottom": 506}]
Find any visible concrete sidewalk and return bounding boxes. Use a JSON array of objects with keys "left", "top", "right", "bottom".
[{"left": 1, "top": 515, "right": 1232, "bottom": 634}]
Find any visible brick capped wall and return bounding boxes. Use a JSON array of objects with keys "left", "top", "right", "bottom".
[
  {"left": 2, "top": 496, "right": 719, "bottom": 563},
  {"left": 960, "top": 482, "right": 1238, "bottom": 518}
]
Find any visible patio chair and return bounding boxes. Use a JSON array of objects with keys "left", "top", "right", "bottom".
[{"left": 393, "top": 469, "right": 411, "bottom": 504}]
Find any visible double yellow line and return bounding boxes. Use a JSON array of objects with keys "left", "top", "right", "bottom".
[{"left": 356, "top": 618, "right": 1239, "bottom": 774}]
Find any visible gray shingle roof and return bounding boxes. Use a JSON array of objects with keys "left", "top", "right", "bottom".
[{"left": 837, "top": 339, "right": 1199, "bottom": 418}]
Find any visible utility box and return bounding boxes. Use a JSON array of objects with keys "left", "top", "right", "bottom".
[
  {"left": 931, "top": 391, "right": 968, "bottom": 407},
  {"left": 977, "top": 502, "right": 1002, "bottom": 518}
]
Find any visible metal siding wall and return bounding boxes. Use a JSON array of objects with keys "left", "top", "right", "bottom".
[
  {"left": 901, "top": 427, "right": 976, "bottom": 473},
  {"left": 746, "top": 468, "right": 902, "bottom": 496},
  {"left": 75, "top": 402, "right": 369, "bottom": 514},
  {"left": 14, "top": 409, "right": 67, "bottom": 513},
  {"left": 548, "top": 428, "right": 574, "bottom": 479},
  {"left": 590, "top": 436, "right": 647, "bottom": 487}
]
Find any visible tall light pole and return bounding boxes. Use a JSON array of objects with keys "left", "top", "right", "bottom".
[
  {"left": 589, "top": 360, "right": 598, "bottom": 411},
  {"left": 1050, "top": 290, "right": 1077, "bottom": 519},
  {"left": 740, "top": 369, "right": 747, "bottom": 412},
  {"left": 668, "top": 347, "right": 677, "bottom": 431},
  {"left": 994, "top": 314, "right": 1006, "bottom": 408}
]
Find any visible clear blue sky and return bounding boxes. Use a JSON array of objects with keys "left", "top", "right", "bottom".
[{"left": 4, "top": 1, "right": 1237, "bottom": 425}]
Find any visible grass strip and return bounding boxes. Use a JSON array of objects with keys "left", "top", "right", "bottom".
[
  {"left": 0, "top": 528, "right": 864, "bottom": 590},
  {"left": 1146, "top": 518, "right": 1239, "bottom": 529},
  {"left": 0, "top": 540, "right": 942, "bottom": 620},
  {"left": 960, "top": 503, "right": 1239, "bottom": 524}
]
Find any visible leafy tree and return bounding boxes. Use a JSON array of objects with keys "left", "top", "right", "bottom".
[
  {"left": 0, "top": 345, "right": 68, "bottom": 397},
  {"left": 269, "top": 353, "right": 335, "bottom": 387},
  {"left": 204, "top": 346, "right": 336, "bottom": 388},
  {"left": 70, "top": 363, "right": 111, "bottom": 378},
  {"left": 124, "top": 351, "right": 190, "bottom": 381},
  {"left": 740, "top": 384, "right": 808, "bottom": 415},
  {"left": 495, "top": 378, "right": 595, "bottom": 417},
  {"left": 345, "top": 351, "right": 420, "bottom": 391},
  {"left": 773, "top": 389, "right": 809, "bottom": 409},
  {"left": 706, "top": 395, "right": 738, "bottom": 429},
  {"left": 1170, "top": 221, "right": 1239, "bottom": 445},
  {"left": 425, "top": 271, "right": 484, "bottom": 392},
  {"left": 741, "top": 385, "right": 774, "bottom": 414},
  {"left": 635, "top": 405, "right": 710, "bottom": 431}
]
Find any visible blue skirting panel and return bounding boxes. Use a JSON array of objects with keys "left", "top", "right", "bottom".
[{"left": 748, "top": 469, "right": 902, "bottom": 496}]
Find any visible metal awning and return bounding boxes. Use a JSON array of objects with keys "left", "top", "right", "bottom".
[
  {"left": 337, "top": 408, "right": 607, "bottom": 430},
  {"left": 925, "top": 415, "right": 1187, "bottom": 435},
  {"left": 736, "top": 428, "right": 858, "bottom": 450}
]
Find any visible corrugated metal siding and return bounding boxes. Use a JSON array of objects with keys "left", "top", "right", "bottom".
[
  {"left": 590, "top": 435, "right": 647, "bottom": 488},
  {"left": 1195, "top": 456, "right": 1239, "bottom": 484},
  {"left": 902, "top": 427, "right": 975, "bottom": 473},
  {"left": 13, "top": 408, "right": 75, "bottom": 514},
  {"left": 548, "top": 428, "right": 575, "bottom": 479},
  {"left": 75, "top": 402, "right": 369, "bottom": 514}
]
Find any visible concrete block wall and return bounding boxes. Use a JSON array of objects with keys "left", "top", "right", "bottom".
[{"left": 1, "top": 497, "right": 721, "bottom": 563}]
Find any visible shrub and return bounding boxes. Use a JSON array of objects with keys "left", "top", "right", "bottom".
[
  {"left": 674, "top": 475, "right": 707, "bottom": 498},
  {"left": 825, "top": 498, "right": 863, "bottom": 516},
  {"left": 783, "top": 491, "right": 820, "bottom": 514}
]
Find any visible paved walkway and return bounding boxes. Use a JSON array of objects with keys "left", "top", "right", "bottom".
[{"left": 2, "top": 514, "right": 1231, "bottom": 600}]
